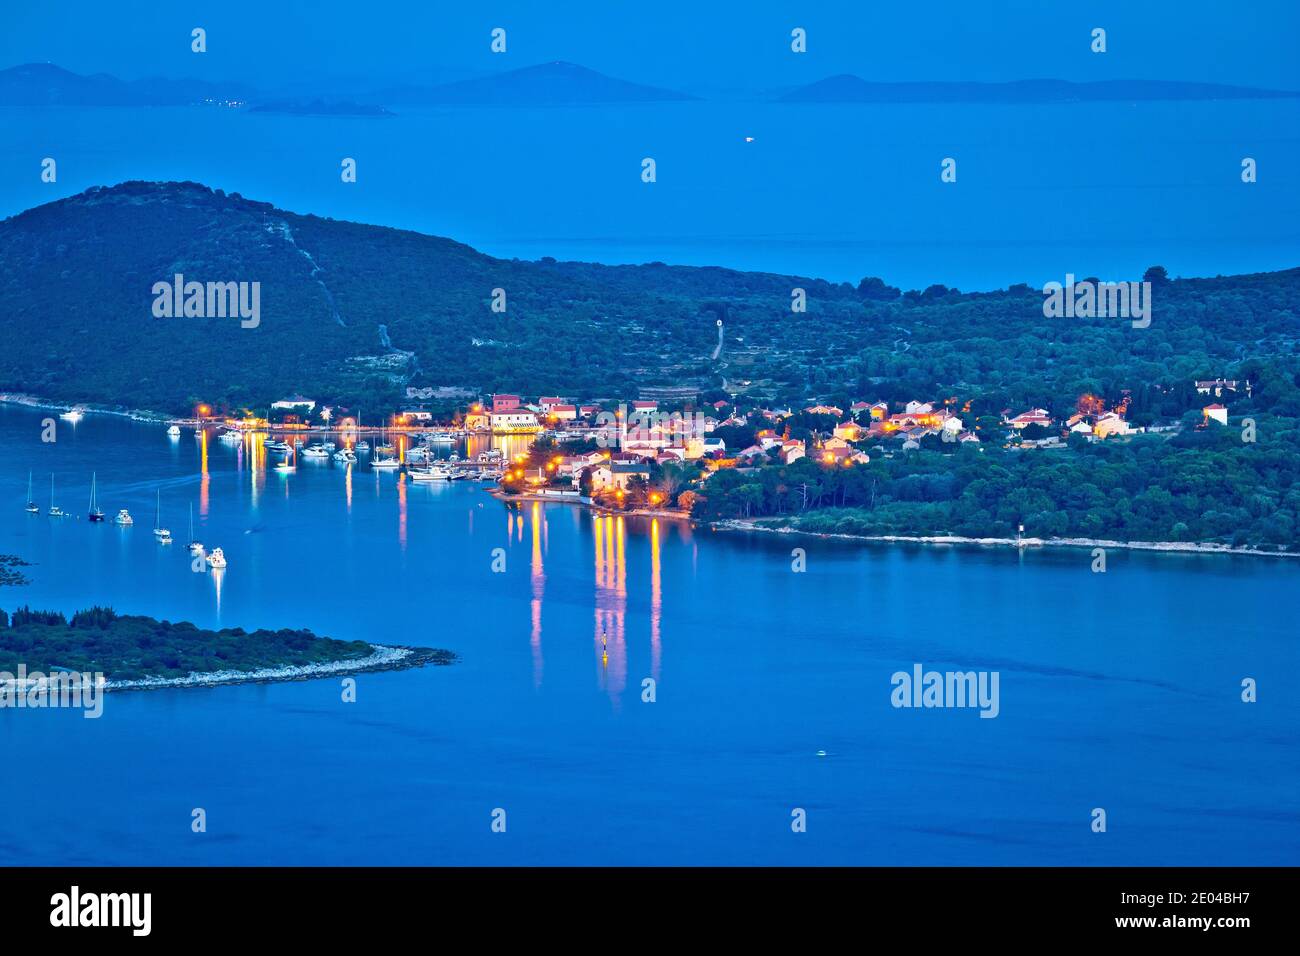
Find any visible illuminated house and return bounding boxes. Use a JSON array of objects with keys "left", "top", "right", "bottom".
[
  {"left": 492, "top": 393, "right": 522, "bottom": 413},
  {"left": 1092, "top": 412, "right": 1132, "bottom": 438},
  {"left": 1203, "top": 403, "right": 1228, "bottom": 425},
  {"left": 804, "top": 404, "right": 843, "bottom": 417},
  {"left": 271, "top": 395, "right": 316, "bottom": 412},
  {"left": 819, "top": 446, "right": 869, "bottom": 466},
  {"left": 548, "top": 404, "right": 578, "bottom": 421},
  {"left": 589, "top": 462, "right": 651, "bottom": 493},
  {"left": 781, "top": 439, "right": 805, "bottom": 464},
  {"left": 833, "top": 421, "right": 867, "bottom": 442},
  {"left": 490, "top": 410, "right": 541, "bottom": 434},
  {"left": 1006, "top": 408, "right": 1054, "bottom": 430},
  {"left": 538, "top": 396, "right": 567, "bottom": 412}
]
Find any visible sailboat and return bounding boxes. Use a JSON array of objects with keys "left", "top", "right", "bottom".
[
  {"left": 355, "top": 410, "right": 370, "bottom": 453},
  {"left": 47, "top": 474, "right": 65, "bottom": 517},
  {"left": 153, "top": 489, "right": 172, "bottom": 542},
  {"left": 87, "top": 472, "right": 105, "bottom": 521},
  {"left": 25, "top": 471, "right": 39, "bottom": 514},
  {"left": 372, "top": 421, "right": 400, "bottom": 470},
  {"left": 187, "top": 504, "right": 203, "bottom": 555}
]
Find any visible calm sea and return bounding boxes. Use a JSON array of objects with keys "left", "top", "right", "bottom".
[
  {"left": 0, "top": 406, "right": 1295, "bottom": 865},
  {"left": 1, "top": 98, "right": 1298, "bottom": 289}
]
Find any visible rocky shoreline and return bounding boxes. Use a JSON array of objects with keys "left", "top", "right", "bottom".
[
  {"left": 102, "top": 644, "right": 455, "bottom": 693},
  {"left": 0, "top": 392, "right": 173, "bottom": 424},
  {"left": 712, "top": 519, "right": 1298, "bottom": 559}
]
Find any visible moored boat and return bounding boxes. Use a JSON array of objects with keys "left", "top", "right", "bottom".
[
  {"left": 153, "top": 489, "right": 172, "bottom": 542},
  {"left": 187, "top": 503, "right": 203, "bottom": 554},
  {"left": 87, "top": 472, "right": 105, "bottom": 521},
  {"left": 409, "top": 464, "right": 452, "bottom": 482},
  {"left": 47, "top": 474, "right": 65, "bottom": 517}
]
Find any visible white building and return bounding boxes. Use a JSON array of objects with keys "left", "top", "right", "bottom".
[{"left": 490, "top": 411, "right": 541, "bottom": 434}]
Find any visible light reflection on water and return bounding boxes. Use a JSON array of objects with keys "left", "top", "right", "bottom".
[{"left": 1, "top": 406, "right": 1297, "bottom": 865}]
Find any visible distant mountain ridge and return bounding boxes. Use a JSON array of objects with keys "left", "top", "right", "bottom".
[
  {"left": 7, "top": 62, "right": 1296, "bottom": 110},
  {"left": 0, "top": 62, "right": 255, "bottom": 106},
  {"left": 777, "top": 75, "right": 1300, "bottom": 103},
  {"left": 0, "top": 61, "right": 695, "bottom": 109}
]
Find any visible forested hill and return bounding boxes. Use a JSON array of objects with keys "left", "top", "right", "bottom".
[
  {"left": 0, "top": 180, "right": 1298, "bottom": 418},
  {"left": 0, "top": 181, "right": 856, "bottom": 413}
]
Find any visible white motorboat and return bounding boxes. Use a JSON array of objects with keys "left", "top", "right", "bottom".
[
  {"left": 302, "top": 445, "right": 330, "bottom": 459},
  {"left": 409, "top": 465, "right": 452, "bottom": 482},
  {"left": 59, "top": 408, "right": 84, "bottom": 422},
  {"left": 206, "top": 547, "right": 227, "bottom": 569},
  {"left": 167, "top": 424, "right": 181, "bottom": 437},
  {"left": 218, "top": 430, "right": 244, "bottom": 443},
  {"left": 114, "top": 508, "right": 133, "bottom": 526},
  {"left": 332, "top": 448, "right": 356, "bottom": 463}
]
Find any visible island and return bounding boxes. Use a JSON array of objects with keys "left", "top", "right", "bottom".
[
  {"left": 0, "top": 604, "right": 454, "bottom": 690},
  {"left": 4, "top": 181, "right": 1299, "bottom": 553}
]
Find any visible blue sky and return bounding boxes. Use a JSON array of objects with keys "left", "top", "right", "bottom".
[{"left": 3, "top": 0, "right": 1298, "bottom": 92}]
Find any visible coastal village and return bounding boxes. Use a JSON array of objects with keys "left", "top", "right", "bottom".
[{"left": 192, "top": 376, "right": 1251, "bottom": 516}]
